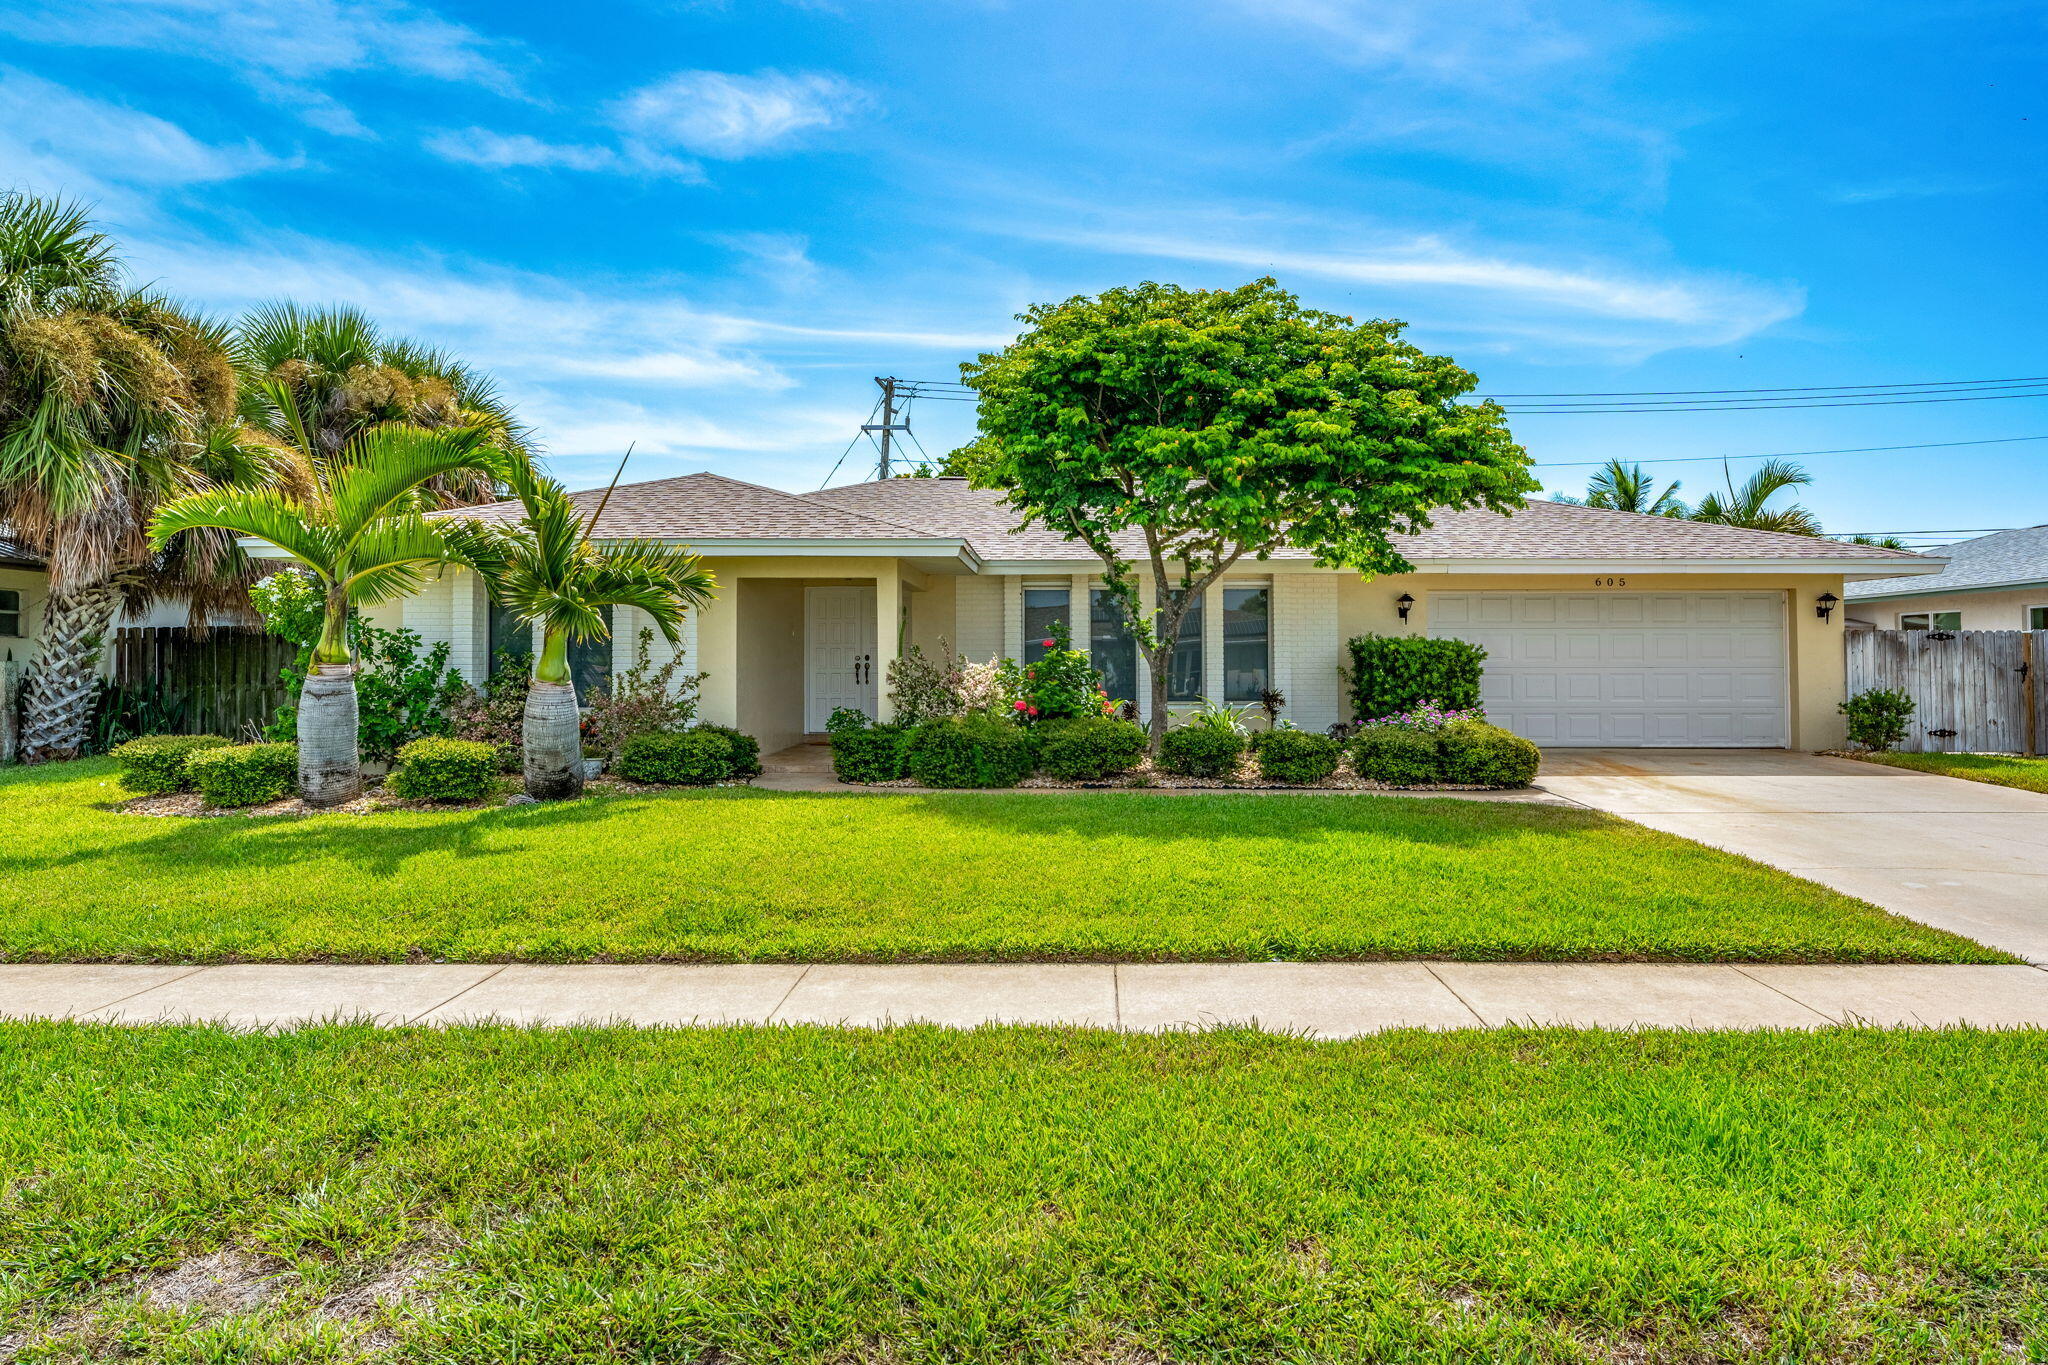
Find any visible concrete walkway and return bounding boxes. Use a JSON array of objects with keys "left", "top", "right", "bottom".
[
  {"left": 4, "top": 962, "right": 2046, "bottom": 1034},
  {"left": 1540, "top": 749, "right": 2048, "bottom": 963}
]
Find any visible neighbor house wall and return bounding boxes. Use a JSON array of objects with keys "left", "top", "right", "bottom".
[
  {"left": 0, "top": 566, "right": 45, "bottom": 670},
  {"left": 1846, "top": 585, "right": 2048, "bottom": 632}
]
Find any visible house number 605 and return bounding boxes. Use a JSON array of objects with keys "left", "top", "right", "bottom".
[{"left": 1591, "top": 576, "right": 1628, "bottom": 587}]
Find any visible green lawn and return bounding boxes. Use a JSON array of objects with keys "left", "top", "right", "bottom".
[
  {"left": 1846, "top": 749, "right": 2048, "bottom": 794},
  {"left": 0, "top": 1022, "right": 2043, "bottom": 1363},
  {"left": 0, "top": 757, "right": 2003, "bottom": 964}
]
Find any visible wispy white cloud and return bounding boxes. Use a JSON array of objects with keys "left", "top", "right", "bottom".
[
  {"left": 0, "top": 0, "right": 521, "bottom": 136},
  {"left": 422, "top": 127, "right": 702, "bottom": 180},
  {"left": 611, "top": 69, "right": 870, "bottom": 159},
  {"left": 1827, "top": 177, "right": 1998, "bottom": 205},
  {"left": 1232, "top": 0, "right": 1605, "bottom": 80},
  {"left": 0, "top": 68, "right": 291, "bottom": 209}
]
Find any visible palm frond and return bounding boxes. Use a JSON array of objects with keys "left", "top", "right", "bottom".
[
  {"left": 150, "top": 488, "right": 334, "bottom": 570},
  {"left": 325, "top": 424, "right": 494, "bottom": 535}
]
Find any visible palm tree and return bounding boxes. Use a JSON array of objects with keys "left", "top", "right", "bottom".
[
  {"left": 236, "top": 302, "right": 528, "bottom": 509},
  {"left": 456, "top": 458, "right": 715, "bottom": 800},
  {"left": 0, "top": 193, "right": 290, "bottom": 761},
  {"left": 1562, "top": 459, "right": 1687, "bottom": 516},
  {"left": 1845, "top": 533, "right": 1909, "bottom": 550},
  {"left": 1690, "top": 459, "right": 1822, "bottom": 536},
  {"left": 151, "top": 390, "right": 498, "bottom": 805}
]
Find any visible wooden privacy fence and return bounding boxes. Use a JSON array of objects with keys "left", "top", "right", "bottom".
[
  {"left": 1845, "top": 629, "right": 2048, "bottom": 755},
  {"left": 105, "top": 627, "right": 297, "bottom": 740}
]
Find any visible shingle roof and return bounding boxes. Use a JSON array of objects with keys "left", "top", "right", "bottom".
[
  {"left": 805, "top": 478, "right": 1936, "bottom": 565},
  {"left": 1846, "top": 524, "right": 2048, "bottom": 599},
  {"left": 450, "top": 471, "right": 953, "bottom": 542},
  {"left": 0, "top": 533, "right": 44, "bottom": 568}
]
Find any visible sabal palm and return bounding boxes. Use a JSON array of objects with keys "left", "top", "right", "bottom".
[
  {"left": 1691, "top": 458, "right": 1822, "bottom": 536},
  {"left": 1583, "top": 460, "right": 1686, "bottom": 517},
  {"left": 457, "top": 458, "right": 715, "bottom": 800},
  {"left": 0, "top": 193, "right": 285, "bottom": 761},
  {"left": 237, "top": 302, "right": 528, "bottom": 509},
  {"left": 152, "top": 391, "right": 498, "bottom": 805}
]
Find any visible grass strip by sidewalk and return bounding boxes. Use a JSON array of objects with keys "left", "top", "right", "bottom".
[
  {"left": 0, "top": 758, "right": 2006, "bottom": 964},
  {"left": 1843, "top": 749, "right": 2048, "bottom": 794},
  {"left": 1, "top": 1022, "right": 2044, "bottom": 1362}
]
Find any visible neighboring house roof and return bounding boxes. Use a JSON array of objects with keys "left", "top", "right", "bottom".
[
  {"left": 1845, "top": 524, "right": 2048, "bottom": 600},
  {"left": 0, "top": 534, "right": 43, "bottom": 569},
  {"left": 439, "top": 471, "right": 1940, "bottom": 573}
]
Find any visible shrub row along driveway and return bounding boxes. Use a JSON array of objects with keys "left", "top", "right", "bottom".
[{"left": 0, "top": 759, "right": 2002, "bottom": 964}]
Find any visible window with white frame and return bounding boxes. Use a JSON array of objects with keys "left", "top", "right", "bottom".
[
  {"left": 0, "top": 588, "right": 18, "bottom": 637},
  {"left": 1222, "top": 585, "right": 1270, "bottom": 701},
  {"left": 1166, "top": 594, "right": 1203, "bottom": 701},
  {"left": 2029, "top": 606, "right": 2048, "bottom": 630},
  {"left": 1900, "top": 611, "right": 1961, "bottom": 631},
  {"left": 1022, "top": 585, "right": 1071, "bottom": 662},
  {"left": 1089, "top": 588, "right": 1139, "bottom": 703}
]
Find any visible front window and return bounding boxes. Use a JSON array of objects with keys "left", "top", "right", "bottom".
[
  {"left": 0, "top": 588, "right": 18, "bottom": 637},
  {"left": 2029, "top": 606, "right": 2047, "bottom": 630},
  {"left": 1090, "top": 588, "right": 1138, "bottom": 703},
  {"left": 486, "top": 599, "right": 533, "bottom": 673},
  {"left": 1167, "top": 592, "right": 1203, "bottom": 702},
  {"left": 569, "top": 606, "right": 614, "bottom": 699},
  {"left": 1901, "top": 611, "right": 1961, "bottom": 631},
  {"left": 1023, "top": 586, "right": 1070, "bottom": 662},
  {"left": 1222, "top": 586, "right": 1270, "bottom": 702}
]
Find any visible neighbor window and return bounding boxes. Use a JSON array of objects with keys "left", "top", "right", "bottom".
[
  {"left": 486, "top": 598, "right": 533, "bottom": 671},
  {"left": 1022, "top": 585, "right": 1071, "bottom": 662},
  {"left": 1167, "top": 593, "right": 1203, "bottom": 702},
  {"left": 1222, "top": 586, "right": 1270, "bottom": 702},
  {"left": 1900, "top": 611, "right": 1961, "bottom": 631},
  {"left": 0, "top": 589, "right": 18, "bottom": 637},
  {"left": 1090, "top": 588, "right": 1138, "bottom": 704},
  {"left": 568, "top": 606, "right": 614, "bottom": 699},
  {"left": 2030, "top": 606, "right": 2048, "bottom": 630}
]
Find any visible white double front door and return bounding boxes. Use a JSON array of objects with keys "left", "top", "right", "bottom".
[{"left": 805, "top": 585, "right": 878, "bottom": 731}]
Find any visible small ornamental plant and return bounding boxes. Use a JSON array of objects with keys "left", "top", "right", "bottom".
[
  {"left": 387, "top": 737, "right": 501, "bottom": 803},
  {"left": 1840, "top": 688, "right": 1915, "bottom": 752},
  {"left": 1016, "top": 625, "right": 1105, "bottom": 722},
  {"left": 112, "top": 734, "right": 231, "bottom": 794},
  {"left": 185, "top": 742, "right": 298, "bottom": 807},
  {"left": 1362, "top": 702, "right": 1487, "bottom": 732}
]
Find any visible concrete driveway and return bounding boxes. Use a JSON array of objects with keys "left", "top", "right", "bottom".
[{"left": 1540, "top": 749, "right": 2048, "bottom": 963}]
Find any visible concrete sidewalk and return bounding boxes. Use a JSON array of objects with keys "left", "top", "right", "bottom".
[{"left": 5, "top": 961, "right": 2046, "bottom": 1034}]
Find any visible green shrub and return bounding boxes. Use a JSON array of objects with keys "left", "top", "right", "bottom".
[
  {"left": 1017, "top": 623, "right": 1111, "bottom": 720},
  {"left": 616, "top": 730, "right": 739, "bottom": 786},
  {"left": 827, "top": 708, "right": 909, "bottom": 784},
  {"left": 1349, "top": 726, "right": 1445, "bottom": 786},
  {"left": 185, "top": 743, "right": 298, "bottom": 807},
  {"left": 111, "top": 734, "right": 230, "bottom": 794},
  {"left": 691, "top": 724, "right": 762, "bottom": 779},
  {"left": 1438, "top": 720, "right": 1540, "bottom": 788},
  {"left": 1157, "top": 725, "right": 1246, "bottom": 779},
  {"left": 1346, "top": 634, "right": 1486, "bottom": 721},
  {"left": 1255, "top": 729, "right": 1342, "bottom": 784},
  {"left": 903, "top": 713, "right": 1035, "bottom": 789},
  {"left": 387, "top": 737, "right": 501, "bottom": 802},
  {"left": 1035, "top": 716, "right": 1147, "bottom": 781},
  {"left": 1840, "top": 687, "right": 1914, "bottom": 752}
]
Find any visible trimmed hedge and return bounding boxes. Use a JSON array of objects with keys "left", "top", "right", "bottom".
[
  {"left": 111, "top": 734, "right": 230, "bottom": 794},
  {"left": 828, "top": 716, "right": 909, "bottom": 784},
  {"left": 1157, "top": 726, "right": 1245, "bottom": 779},
  {"left": 1348, "top": 726, "right": 1444, "bottom": 787},
  {"left": 692, "top": 724, "right": 763, "bottom": 779},
  {"left": 903, "top": 714, "right": 1035, "bottom": 789},
  {"left": 617, "top": 730, "right": 742, "bottom": 786},
  {"left": 185, "top": 743, "right": 298, "bottom": 807},
  {"left": 387, "top": 737, "right": 500, "bottom": 802},
  {"left": 1255, "top": 729, "right": 1342, "bottom": 784},
  {"left": 1346, "top": 634, "right": 1486, "bottom": 721},
  {"left": 1439, "top": 720, "right": 1541, "bottom": 788},
  {"left": 1035, "top": 716, "right": 1148, "bottom": 781}
]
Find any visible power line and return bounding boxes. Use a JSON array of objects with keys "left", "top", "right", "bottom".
[
  {"left": 1497, "top": 389, "right": 2048, "bottom": 414},
  {"left": 1532, "top": 433, "right": 2048, "bottom": 468},
  {"left": 1483, "top": 374, "right": 2048, "bottom": 398}
]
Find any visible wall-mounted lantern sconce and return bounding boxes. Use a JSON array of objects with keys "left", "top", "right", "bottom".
[
  {"left": 1396, "top": 593, "right": 1415, "bottom": 623},
  {"left": 1816, "top": 592, "right": 1838, "bottom": 623}
]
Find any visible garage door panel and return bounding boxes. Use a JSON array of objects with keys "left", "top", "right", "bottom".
[{"left": 1428, "top": 592, "right": 1787, "bottom": 748}]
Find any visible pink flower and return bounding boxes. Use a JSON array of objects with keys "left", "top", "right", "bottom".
[
  {"left": 1042, "top": 638, "right": 1056, "bottom": 648},
  {"left": 1027, "top": 705, "right": 1040, "bottom": 716},
  {"left": 1013, "top": 700, "right": 1028, "bottom": 710}
]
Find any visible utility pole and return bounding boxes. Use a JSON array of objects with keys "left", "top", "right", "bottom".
[{"left": 862, "top": 376, "right": 910, "bottom": 478}]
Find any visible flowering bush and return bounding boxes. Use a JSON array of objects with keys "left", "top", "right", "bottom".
[
  {"left": 956, "top": 657, "right": 1021, "bottom": 714},
  {"left": 1016, "top": 624, "right": 1110, "bottom": 722},
  {"left": 580, "top": 629, "right": 705, "bottom": 762},
  {"left": 449, "top": 653, "right": 531, "bottom": 771},
  {"left": 887, "top": 642, "right": 965, "bottom": 725},
  {"left": 1360, "top": 701, "right": 1487, "bottom": 732}
]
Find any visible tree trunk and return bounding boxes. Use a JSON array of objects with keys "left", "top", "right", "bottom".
[
  {"left": 19, "top": 583, "right": 123, "bottom": 763},
  {"left": 523, "top": 680, "right": 584, "bottom": 800},
  {"left": 297, "top": 664, "right": 363, "bottom": 806},
  {"left": 1146, "top": 645, "right": 1173, "bottom": 751}
]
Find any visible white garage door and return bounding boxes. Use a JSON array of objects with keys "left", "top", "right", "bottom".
[{"left": 1428, "top": 592, "right": 1788, "bottom": 748}]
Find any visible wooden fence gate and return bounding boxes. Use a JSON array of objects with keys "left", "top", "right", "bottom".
[
  {"left": 102, "top": 627, "right": 298, "bottom": 741},
  {"left": 1845, "top": 629, "right": 2048, "bottom": 755}
]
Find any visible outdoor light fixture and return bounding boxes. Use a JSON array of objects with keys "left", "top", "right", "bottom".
[
  {"left": 1816, "top": 592, "right": 1838, "bottom": 623},
  {"left": 1396, "top": 593, "right": 1415, "bottom": 622}
]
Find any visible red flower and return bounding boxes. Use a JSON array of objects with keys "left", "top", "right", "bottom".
[
  {"left": 1027, "top": 705, "right": 1040, "bottom": 716},
  {"left": 1041, "top": 638, "right": 1056, "bottom": 648},
  {"left": 1013, "top": 700, "right": 1028, "bottom": 711}
]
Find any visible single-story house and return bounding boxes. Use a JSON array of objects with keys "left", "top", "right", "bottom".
[
  {"left": 372, "top": 472, "right": 1939, "bottom": 754},
  {"left": 1843, "top": 524, "right": 2048, "bottom": 633}
]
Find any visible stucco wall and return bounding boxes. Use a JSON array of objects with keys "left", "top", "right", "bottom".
[
  {"left": 1846, "top": 585, "right": 2048, "bottom": 632},
  {"left": 734, "top": 579, "right": 805, "bottom": 755},
  {"left": 0, "top": 566, "right": 46, "bottom": 669}
]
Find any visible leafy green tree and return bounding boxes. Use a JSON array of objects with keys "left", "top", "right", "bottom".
[
  {"left": 1553, "top": 459, "right": 1687, "bottom": 516},
  {"left": 963, "top": 278, "right": 1534, "bottom": 747},
  {"left": 151, "top": 386, "right": 498, "bottom": 805},
  {"left": 0, "top": 193, "right": 291, "bottom": 761},
  {"left": 454, "top": 457, "right": 716, "bottom": 800},
  {"left": 1691, "top": 458, "right": 1821, "bottom": 536}
]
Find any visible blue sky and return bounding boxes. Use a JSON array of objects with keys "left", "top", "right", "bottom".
[{"left": 2, "top": 0, "right": 2041, "bottom": 546}]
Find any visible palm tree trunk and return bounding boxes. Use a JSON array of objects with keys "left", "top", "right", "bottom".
[
  {"left": 297, "top": 664, "right": 362, "bottom": 806},
  {"left": 522, "top": 680, "right": 584, "bottom": 800},
  {"left": 19, "top": 583, "right": 123, "bottom": 763}
]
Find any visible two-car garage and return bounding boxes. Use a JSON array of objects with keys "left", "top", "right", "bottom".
[{"left": 1427, "top": 591, "right": 1789, "bottom": 748}]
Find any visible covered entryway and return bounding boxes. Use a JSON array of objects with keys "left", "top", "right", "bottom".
[
  {"left": 1429, "top": 591, "right": 1789, "bottom": 747},
  {"left": 804, "top": 585, "right": 878, "bottom": 731}
]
